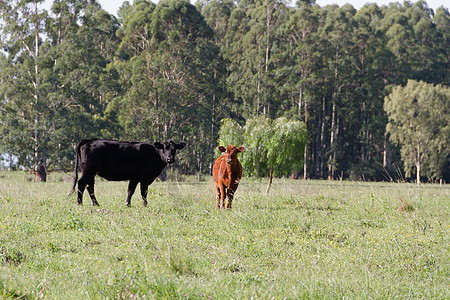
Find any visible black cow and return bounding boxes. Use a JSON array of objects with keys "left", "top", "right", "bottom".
[{"left": 69, "top": 139, "right": 186, "bottom": 206}]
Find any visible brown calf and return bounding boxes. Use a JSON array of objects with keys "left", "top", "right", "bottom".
[{"left": 212, "top": 145, "right": 244, "bottom": 209}]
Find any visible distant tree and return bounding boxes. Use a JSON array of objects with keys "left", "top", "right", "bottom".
[
  {"left": 264, "top": 117, "right": 307, "bottom": 192},
  {"left": 0, "top": 0, "right": 49, "bottom": 176},
  {"left": 218, "top": 116, "right": 307, "bottom": 193},
  {"left": 433, "top": 6, "right": 450, "bottom": 86},
  {"left": 115, "top": 0, "right": 221, "bottom": 175},
  {"left": 47, "top": 0, "right": 121, "bottom": 168},
  {"left": 384, "top": 80, "right": 450, "bottom": 184},
  {"left": 0, "top": 0, "right": 120, "bottom": 173}
]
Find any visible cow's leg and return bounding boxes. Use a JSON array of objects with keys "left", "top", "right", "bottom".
[
  {"left": 226, "top": 184, "right": 239, "bottom": 209},
  {"left": 126, "top": 180, "right": 138, "bottom": 207},
  {"left": 76, "top": 177, "right": 86, "bottom": 205},
  {"left": 225, "top": 188, "right": 234, "bottom": 209},
  {"left": 218, "top": 184, "right": 226, "bottom": 209},
  {"left": 80, "top": 174, "right": 99, "bottom": 206},
  {"left": 140, "top": 182, "right": 149, "bottom": 207},
  {"left": 215, "top": 184, "right": 221, "bottom": 210},
  {"left": 86, "top": 182, "right": 99, "bottom": 206}
]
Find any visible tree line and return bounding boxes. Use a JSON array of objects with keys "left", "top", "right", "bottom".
[{"left": 0, "top": 0, "right": 448, "bottom": 182}]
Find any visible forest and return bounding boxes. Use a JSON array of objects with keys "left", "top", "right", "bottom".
[{"left": 0, "top": 0, "right": 449, "bottom": 182}]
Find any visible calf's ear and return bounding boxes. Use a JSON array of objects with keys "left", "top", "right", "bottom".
[
  {"left": 154, "top": 142, "right": 164, "bottom": 149},
  {"left": 176, "top": 142, "right": 186, "bottom": 149},
  {"left": 218, "top": 146, "right": 226, "bottom": 152},
  {"left": 237, "top": 146, "right": 245, "bottom": 152}
]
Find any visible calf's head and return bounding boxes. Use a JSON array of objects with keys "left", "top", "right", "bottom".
[
  {"left": 218, "top": 145, "right": 245, "bottom": 164},
  {"left": 154, "top": 140, "right": 186, "bottom": 164}
]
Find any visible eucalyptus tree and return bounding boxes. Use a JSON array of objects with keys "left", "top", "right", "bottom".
[
  {"left": 343, "top": 4, "right": 387, "bottom": 176},
  {"left": 0, "top": 0, "right": 120, "bottom": 172},
  {"left": 319, "top": 4, "right": 356, "bottom": 179},
  {"left": 0, "top": 0, "right": 51, "bottom": 175},
  {"left": 378, "top": 1, "right": 442, "bottom": 85},
  {"left": 403, "top": 1, "right": 445, "bottom": 84},
  {"left": 115, "top": 0, "right": 221, "bottom": 174},
  {"left": 276, "top": 1, "right": 321, "bottom": 178},
  {"left": 280, "top": 1, "right": 319, "bottom": 115},
  {"left": 431, "top": 6, "right": 450, "bottom": 86},
  {"left": 197, "top": 0, "right": 235, "bottom": 170},
  {"left": 112, "top": 0, "right": 157, "bottom": 140},
  {"left": 198, "top": 0, "right": 234, "bottom": 41},
  {"left": 223, "top": 0, "right": 289, "bottom": 119},
  {"left": 384, "top": 80, "right": 449, "bottom": 184},
  {"left": 46, "top": 0, "right": 121, "bottom": 169}
]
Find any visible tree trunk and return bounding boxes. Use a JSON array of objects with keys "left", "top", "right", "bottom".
[
  {"left": 35, "top": 159, "right": 47, "bottom": 182},
  {"left": 328, "top": 99, "right": 336, "bottom": 179},
  {"left": 303, "top": 86, "right": 308, "bottom": 179},
  {"left": 198, "top": 157, "right": 203, "bottom": 182},
  {"left": 416, "top": 142, "right": 421, "bottom": 185},
  {"left": 303, "top": 143, "right": 308, "bottom": 179},
  {"left": 266, "top": 163, "right": 274, "bottom": 194},
  {"left": 321, "top": 95, "right": 326, "bottom": 178},
  {"left": 416, "top": 162, "right": 421, "bottom": 185},
  {"left": 383, "top": 132, "right": 388, "bottom": 168}
]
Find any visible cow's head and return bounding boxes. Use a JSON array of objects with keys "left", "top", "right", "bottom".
[
  {"left": 154, "top": 140, "right": 186, "bottom": 164},
  {"left": 218, "top": 145, "right": 244, "bottom": 165}
]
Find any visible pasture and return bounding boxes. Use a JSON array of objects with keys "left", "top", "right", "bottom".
[{"left": 0, "top": 171, "right": 448, "bottom": 299}]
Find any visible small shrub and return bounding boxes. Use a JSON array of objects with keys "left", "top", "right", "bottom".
[
  {"left": 164, "top": 168, "right": 185, "bottom": 182},
  {"left": 398, "top": 197, "right": 415, "bottom": 212},
  {"left": 0, "top": 247, "right": 25, "bottom": 265},
  {"left": 53, "top": 212, "right": 86, "bottom": 231},
  {"left": 0, "top": 281, "right": 27, "bottom": 298},
  {"left": 221, "top": 262, "right": 244, "bottom": 273},
  {"left": 169, "top": 253, "right": 197, "bottom": 276},
  {"left": 349, "top": 162, "right": 385, "bottom": 181}
]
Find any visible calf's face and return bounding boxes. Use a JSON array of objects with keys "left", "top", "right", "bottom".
[
  {"left": 154, "top": 140, "right": 186, "bottom": 164},
  {"left": 218, "top": 145, "right": 245, "bottom": 164}
]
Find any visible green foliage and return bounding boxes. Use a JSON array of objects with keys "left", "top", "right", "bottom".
[
  {"left": 269, "top": 117, "right": 307, "bottom": 176},
  {"left": 217, "top": 118, "right": 244, "bottom": 147},
  {"left": 218, "top": 116, "right": 307, "bottom": 178},
  {"left": 241, "top": 116, "right": 273, "bottom": 177},
  {"left": 384, "top": 80, "right": 450, "bottom": 181},
  {"left": 0, "top": 0, "right": 121, "bottom": 171},
  {"left": 114, "top": 0, "right": 222, "bottom": 173}
]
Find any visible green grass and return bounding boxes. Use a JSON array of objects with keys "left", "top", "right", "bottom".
[{"left": 0, "top": 171, "right": 449, "bottom": 299}]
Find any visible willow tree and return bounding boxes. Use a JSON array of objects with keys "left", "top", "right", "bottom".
[
  {"left": 384, "top": 80, "right": 450, "bottom": 184},
  {"left": 218, "top": 116, "right": 307, "bottom": 193}
]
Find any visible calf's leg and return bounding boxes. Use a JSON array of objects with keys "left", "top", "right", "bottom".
[
  {"left": 225, "top": 184, "right": 239, "bottom": 209},
  {"left": 215, "top": 184, "right": 221, "bottom": 210},
  {"left": 225, "top": 189, "right": 233, "bottom": 209},
  {"left": 219, "top": 184, "right": 226, "bottom": 209}
]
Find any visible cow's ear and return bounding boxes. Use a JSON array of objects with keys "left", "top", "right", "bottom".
[
  {"left": 176, "top": 142, "right": 186, "bottom": 150},
  {"left": 237, "top": 146, "right": 245, "bottom": 153},
  {"left": 154, "top": 142, "right": 164, "bottom": 149},
  {"left": 218, "top": 146, "right": 226, "bottom": 152}
]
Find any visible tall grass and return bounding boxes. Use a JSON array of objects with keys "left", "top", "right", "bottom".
[{"left": 0, "top": 172, "right": 448, "bottom": 299}]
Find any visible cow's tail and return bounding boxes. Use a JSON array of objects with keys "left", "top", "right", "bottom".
[{"left": 68, "top": 140, "right": 88, "bottom": 196}]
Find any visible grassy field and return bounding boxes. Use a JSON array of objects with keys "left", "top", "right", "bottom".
[{"left": 0, "top": 171, "right": 448, "bottom": 299}]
